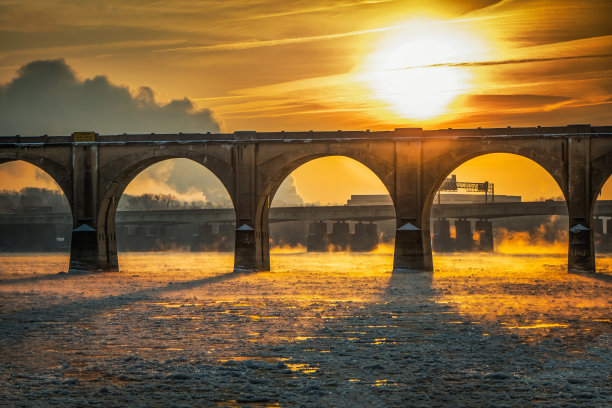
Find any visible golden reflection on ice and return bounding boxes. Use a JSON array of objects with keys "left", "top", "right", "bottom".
[
  {"left": 217, "top": 400, "right": 281, "bottom": 408},
  {"left": 1, "top": 250, "right": 611, "bottom": 375},
  {"left": 373, "top": 379, "right": 399, "bottom": 387},
  {"left": 286, "top": 363, "right": 318, "bottom": 374},
  {"left": 433, "top": 253, "right": 612, "bottom": 343},
  {"left": 504, "top": 323, "right": 569, "bottom": 330}
]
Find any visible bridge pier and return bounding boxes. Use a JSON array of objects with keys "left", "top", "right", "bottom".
[
  {"left": 455, "top": 220, "right": 474, "bottom": 251},
  {"left": 592, "top": 217, "right": 604, "bottom": 234},
  {"left": 432, "top": 219, "right": 453, "bottom": 252},
  {"left": 594, "top": 217, "right": 611, "bottom": 253},
  {"left": 191, "top": 223, "right": 213, "bottom": 252},
  {"left": 329, "top": 221, "right": 350, "bottom": 250},
  {"left": 475, "top": 220, "right": 494, "bottom": 252},
  {"left": 232, "top": 141, "right": 270, "bottom": 272},
  {"left": 392, "top": 138, "right": 433, "bottom": 272},
  {"left": 69, "top": 143, "right": 118, "bottom": 272},
  {"left": 351, "top": 222, "right": 378, "bottom": 251},
  {"left": 307, "top": 222, "right": 328, "bottom": 251},
  {"left": 603, "top": 219, "right": 612, "bottom": 253},
  {"left": 393, "top": 225, "right": 431, "bottom": 272},
  {"left": 233, "top": 211, "right": 268, "bottom": 271},
  {"left": 567, "top": 127, "right": 595, "bottom": 272},
  {"left": 216, "top": 223, "right": 234, "bottom": 251},
  {"left": 234, "top": 224, "right": 268, "bottom": 271}
]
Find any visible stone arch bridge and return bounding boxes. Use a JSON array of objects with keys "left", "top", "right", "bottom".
[{"left": 1, "top": 125, "right": 611, "bottom": 273}]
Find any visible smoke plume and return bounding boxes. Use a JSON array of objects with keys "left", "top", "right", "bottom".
[
  {"left": 122, "top": 159, "right": 305, "bottom": 208},
  {"left": 272, "top": 176, "right": 305, "bottom": 207}
]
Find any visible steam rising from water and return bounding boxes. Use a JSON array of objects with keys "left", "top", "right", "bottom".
[
  {"left": 495, "top": 228, "right": 568, "bottom": 254},
  {"left": 495, "top": 215, "right": 569, "bottom": 254},
  {"left": 270, "top": 244, "right": 307, "bottom": 254}
]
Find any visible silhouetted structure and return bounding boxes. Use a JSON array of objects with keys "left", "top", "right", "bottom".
[{"left": 1, "top": 125, "right": 611, "bottom": 272}]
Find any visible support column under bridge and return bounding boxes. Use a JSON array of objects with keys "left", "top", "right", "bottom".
[
  {"left": 69, "top": 143, "right": 118, "bottom": 272},
  {"left": 392, "top": 133, "right": 432, "bottom": 272}
]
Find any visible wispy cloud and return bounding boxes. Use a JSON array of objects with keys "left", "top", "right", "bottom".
[
  {"left": 233, "top": 0, "right": 396, "bottom": 22},
  {"left": 157, "top": 14, "right": 501, "bottom": 53},
  {"left": 396, "top": 53, "right": 612, "bottom": 71},
  {"left": 157, "top": 26, "right": 402, "bottom": 53},
  {"left": 0, "top": 39, "right": 184, "bottom": 60}
]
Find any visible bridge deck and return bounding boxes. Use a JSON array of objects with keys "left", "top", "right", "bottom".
[{"left": 1, "top": 201, "right": 610, "bottom": 225}]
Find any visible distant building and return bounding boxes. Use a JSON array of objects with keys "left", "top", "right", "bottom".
[
  {"left": 433, "top": 193, "right": 521, "bottom": 204},
  {"left": 346, "top": 193, "right": 521, "bottom": 206},
  {"left": 346, "top": 195, "right": 393, "bottom": 206}
]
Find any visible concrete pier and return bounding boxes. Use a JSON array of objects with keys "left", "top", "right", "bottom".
[
  {"left": 329, "top": 221, "right": 350, "bottom": 250},
  {"left": 190, "top": 223, "right": 213, "bottom": 251},
  {"left": 455, "top": 220, "right": 474, "bottom": 251},
  {"left": 432, "top": 219, "right": 453, "bottom": 252},
  {"left": 351, "top": 222, "right": 378, "bottom": 251},
  {"left": 307, "top": 222, "right": 328, "bottom": 251},
  {"left": 592, "top": 217, "right": 604, "bottom": 234},
  {"left": 475, "top": 220, "right": 494, "bottom": 252}
]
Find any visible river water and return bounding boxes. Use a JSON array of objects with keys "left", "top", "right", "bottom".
[{"left": 1, "top": 252, "right": 611, "bottom": 407}]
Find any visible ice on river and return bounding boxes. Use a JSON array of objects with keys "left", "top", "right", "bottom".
[{"left": 1, "top": 252, "right": 611, "bottom": 407}]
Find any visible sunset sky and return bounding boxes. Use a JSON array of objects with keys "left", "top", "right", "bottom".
[{"left": 1, "top": 0, "right": 611, "bottom": 202}]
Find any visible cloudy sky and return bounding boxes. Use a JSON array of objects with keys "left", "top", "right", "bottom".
[{"left": 1, "top": 0, "right": 611, "bottom": 202}]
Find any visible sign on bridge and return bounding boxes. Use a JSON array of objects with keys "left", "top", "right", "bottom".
[{"left": 72, "top": 132, "right": 97, "bottom": 142}]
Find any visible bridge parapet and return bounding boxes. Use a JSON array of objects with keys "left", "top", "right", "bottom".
[{"left": 2, "top": 125, "right": 612, "bottom": 145}]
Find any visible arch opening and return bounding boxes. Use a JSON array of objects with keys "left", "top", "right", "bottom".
[
  {"left": 594, "top": 176, "right": 612, "bottom": 271},
  {"left": 268, "top": 156, "right": 396, "bottom": 270},
  {"left": 0, "top": 160, "right": 72, "bottom": 269},
  {"left": 114, "top": 158, "right": 236, "bottom": 270},
  {"left": 427, "top": 153, "right": 569, "bottom": 261}
]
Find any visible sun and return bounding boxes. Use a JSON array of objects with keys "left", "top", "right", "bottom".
[{"left": 357, "top": 20, "right": 489, "bottom": 120}]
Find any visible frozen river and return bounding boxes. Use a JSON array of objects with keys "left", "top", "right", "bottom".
[{"left": 1, "top": 252, "right": 611, "bottom": 407}]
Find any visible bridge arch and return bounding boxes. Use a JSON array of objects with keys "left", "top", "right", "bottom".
[
  {"left": 253, "top": 150, "right": 397, "bottom": 270},
  {"left": 267, "top": 155, "right": 396, "bottom": 260},
  {"left": 260, "top": 146, "right": 395, "bottom": 202},
  {"left": 94, "top": 150, "right": 236, "bottom": 271},
  {"left": 590, "top": 148, "right": 612, "bottom": 214},
  {"left": 98, "top": 147, "right": 235, "bottom": 203},
  {"left": 593, "top": 175, "right": 612, "bottom": 267},
  {"left": 0, "top": 160, "right": 73, "bottom": 257},
  {"left": 255, "top": 146, "right": 396, "bottom": 224},
  {"left": 97, "top": 148, "right": 235, "bottom": 228},
  {"left": 0, "top": 154, "right": 73, "bottom": 210},
  {"left": 422, "top": 142, "right": 568, "bottom": 228},
  {"left": 424, "top": 152, "right": 569, "bottom": 260}
]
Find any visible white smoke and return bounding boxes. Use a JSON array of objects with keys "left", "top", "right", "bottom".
[{"left": 272, "top": 176, "right": 305, "bottom": 207}]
